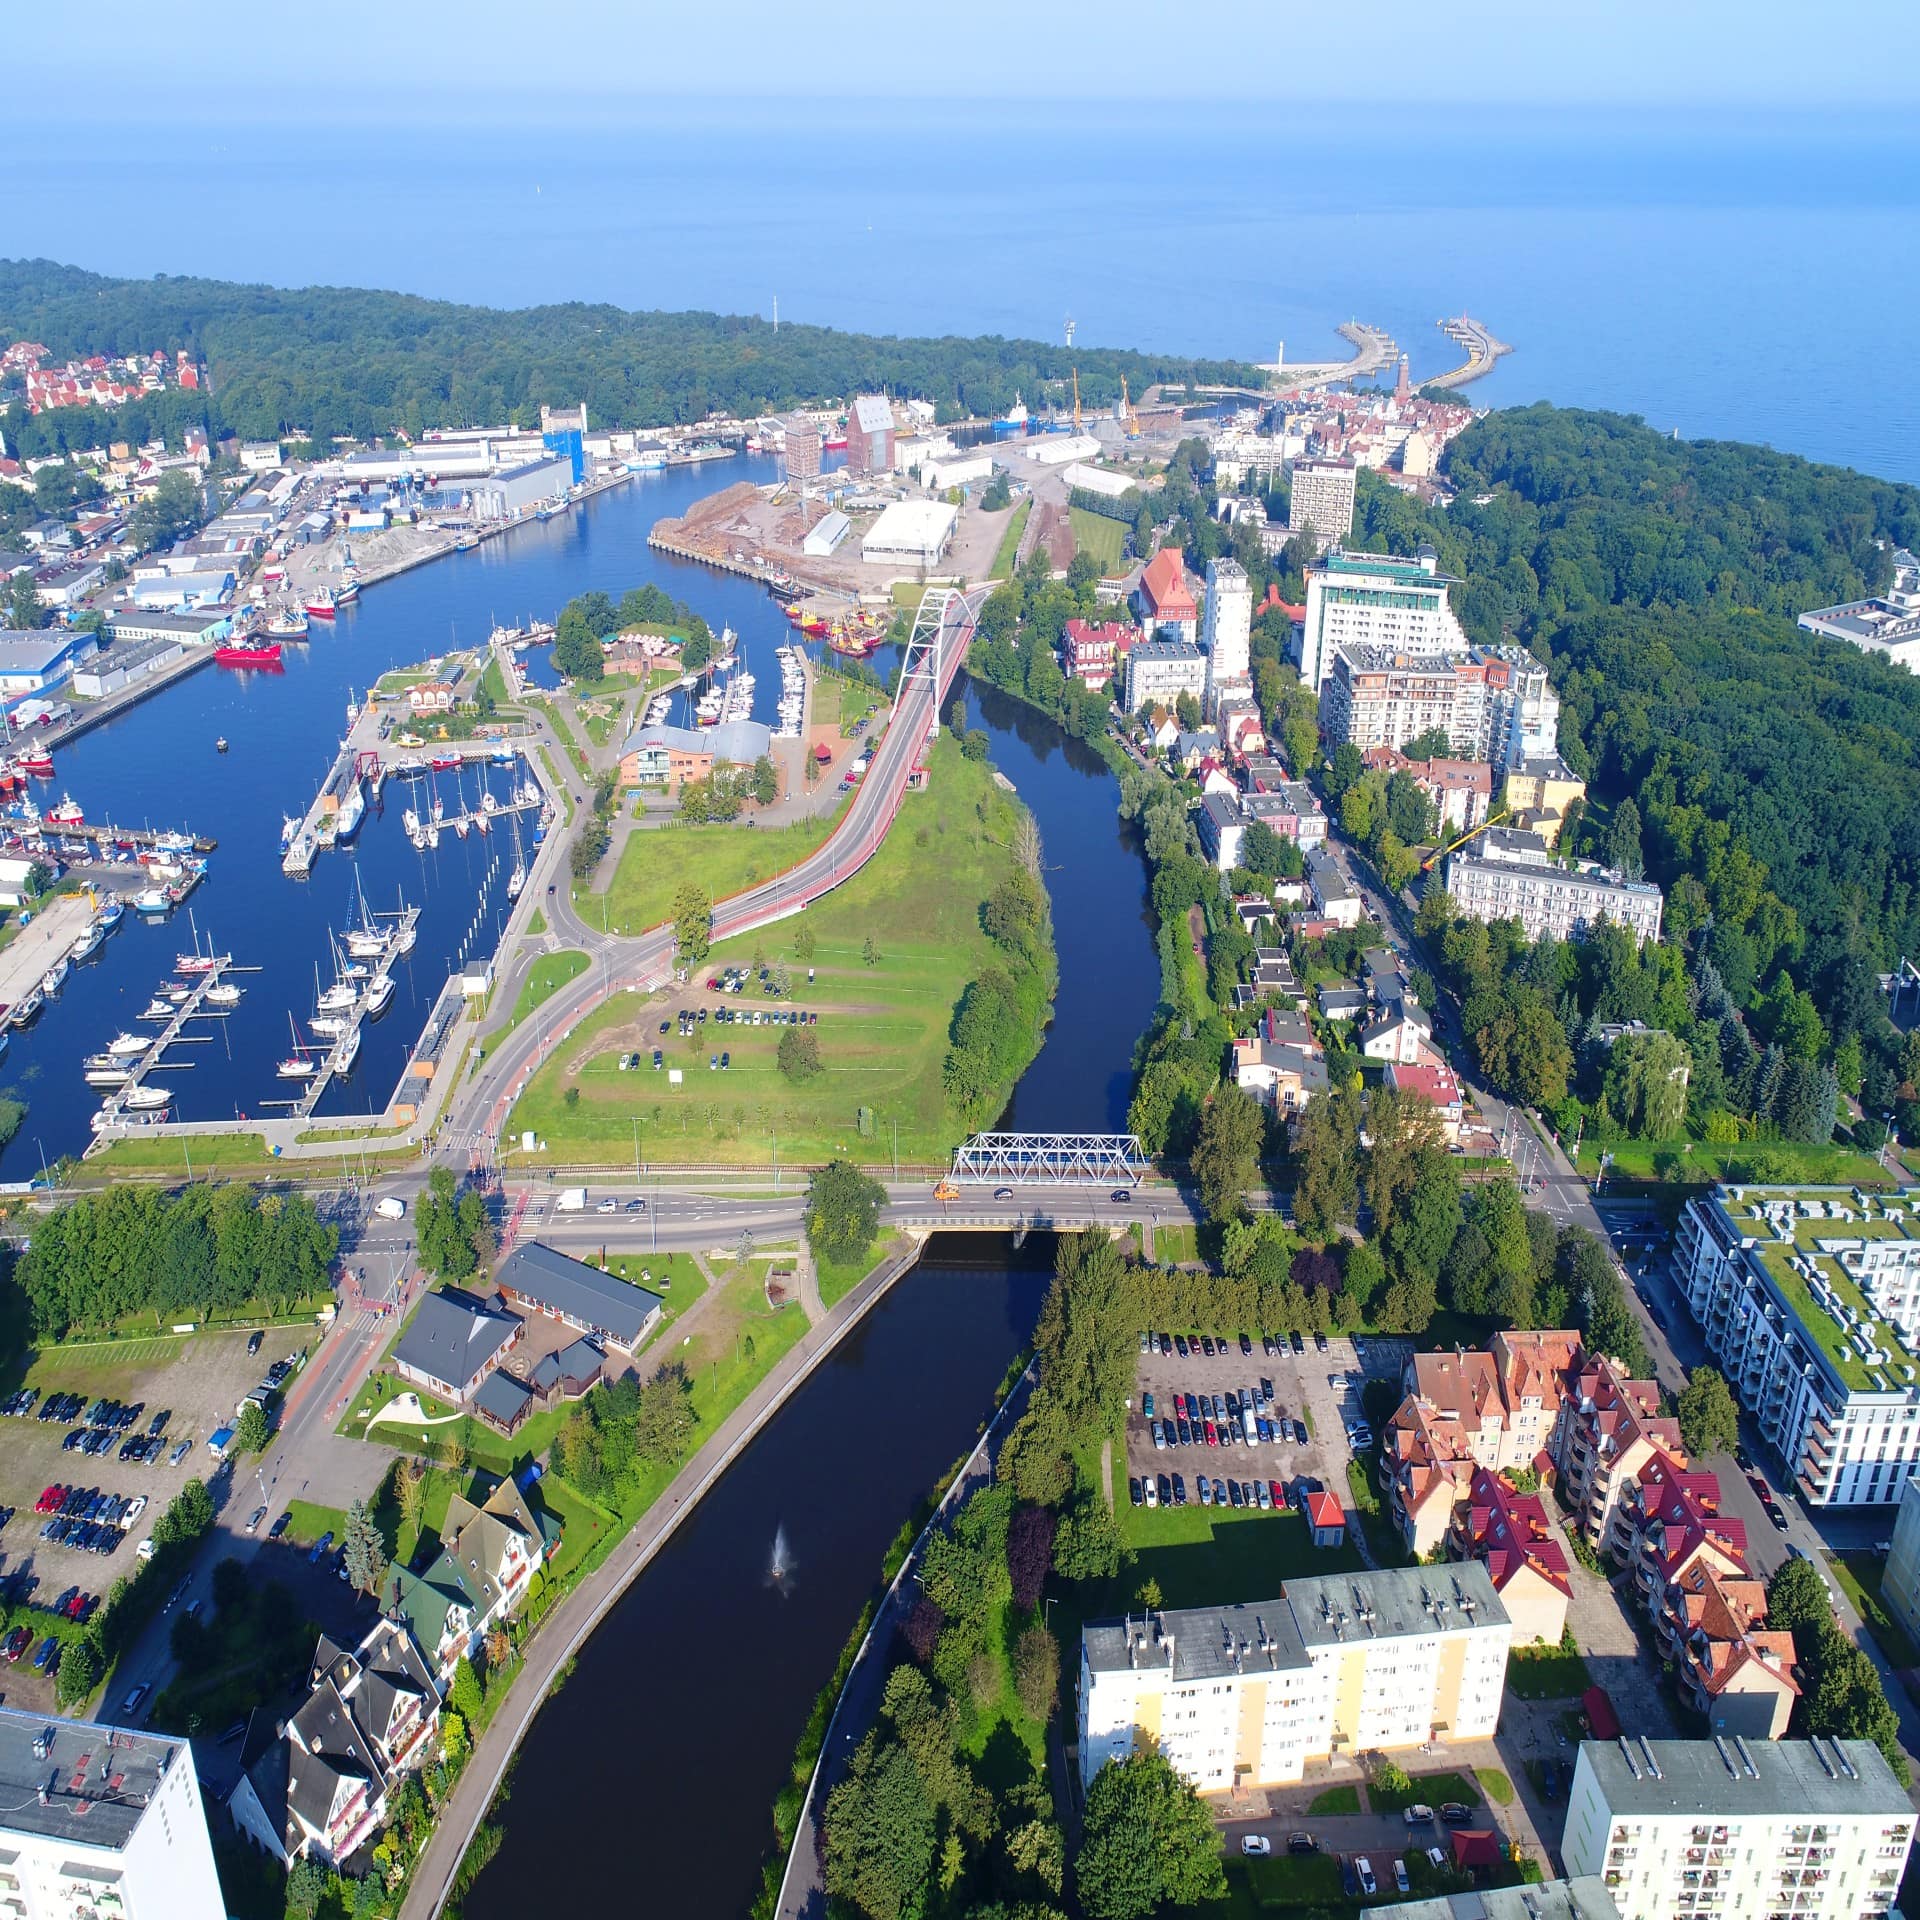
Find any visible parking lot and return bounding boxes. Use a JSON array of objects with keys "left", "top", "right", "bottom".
[
  {"left": 1128, "top": 1326, "right": 1353, "bottom": 1514},
  {"left": 0, "top": 1323, "right": 312, "bottom": 1708}
]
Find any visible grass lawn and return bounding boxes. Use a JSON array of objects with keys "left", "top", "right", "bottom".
[
  {"left": 814, "top": 1234, "right": 908, "bottom": 1310},
  {"left": 989, "top": 499, "right": 1032, "bottom": 579},
  {"left": 281, "top": 1499, "right": 348, "bottom": 1549},
  {"left": 1476, "top": 1767, "right": 1515, "bottom": 1806},
  {"left": 592, "top": 798, "right": 850, "bottom": 933},
  {"left": 526, "top": 907, "right": 547, "bottom": 935},
  {"left": 1151, "top": 1222, "right": 1200, "bottom": 1265},
  {"left": 490, "top": 950, "right": 590, "bottom": 1039},
  {"left": 1507, "top": 1638, "right": 1594, "bottom": 1699},
  {"left": 515, "top": 736, "right": 1045, "bottom": 1166},
  {"left": 814, "top": 669, "right": 884, "bottom": 734},
  {"left": 1576, "top": 1132, "right": 1893, "bottom": 1189},
  {"left": 538, "top": 746, "right": 574, "bottom": 823},
  {"left": 86, "top": 1134, "right": 279, "bottom": 1178},
  {"left": 1828, "top": 1551, "right": 1920, "bottom": 1670},
  {"left": 1307, "top": 1784, "right": 1360, "bottom": 1815},
  {"left": 1368, "top": 1768, "right": 1480, "bottom": 1814},
  {"left": 1068, "top": 507, "right": 1126, "bottom": 571}
]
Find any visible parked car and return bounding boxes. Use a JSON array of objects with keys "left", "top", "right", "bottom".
[
  {"left": 1403, "top": 1804, "right": 1434, "bottom": 1826},
  {"left": 246, "top": 1506, "right": 267, "bottom": 1534},
  {"left": 1355, "top": 1858, "right": 1377, "bottom": 1897},
  {"left": 269, "top": 1512, "right": 291, "bottom": 1539},
  {"left": 1439, "top": 1803, "right": 1474, "bottom": 1827},
  {"left": 308, "top": 1530, "right": 334, "bottom": 1563},
  {"left": 1288, "top": 1833, "right": 1316, "bottom": 1856},
  {"left": 120, "top": 1683, "right": 150, "bottom": 1715},
  {"left": 1241, "top": 1835, "right": 1272, "bottom": 1857}
]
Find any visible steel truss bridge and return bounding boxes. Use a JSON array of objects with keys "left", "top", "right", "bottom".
[{"left": 949, "top": 1133, "right": 1147, "bottom": 1187}]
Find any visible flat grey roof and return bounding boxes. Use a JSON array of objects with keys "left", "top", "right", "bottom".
[
  {"left": 1286, "top": 1562, "right": 1507, "bottom": 1646},
  {"left": 1382, "top": 1877, "right": 1618, "bottom": 1920},
  {"left": 1576, "top": 1736, "right": 1910, "bottom": 1820},
  {"left": 499, "top": 1242, "right": 663, "bottom": 1347},
  {"left": 0, "top": 1703, "right": 192, "bottom": 1849}
]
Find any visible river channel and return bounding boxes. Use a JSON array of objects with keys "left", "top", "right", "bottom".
[{"left": 449, "top": 548, "right": 1160, "bottom": 1909}]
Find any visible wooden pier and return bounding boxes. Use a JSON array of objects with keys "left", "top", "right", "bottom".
[{"left": 92, "top": 952, "right": 258, "bottom": 1130}]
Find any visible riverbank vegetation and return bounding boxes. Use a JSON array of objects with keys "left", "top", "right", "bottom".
[
  {"left": 0, "top": 259, "right": 1259, "bottom": 451},
  {"left": 515, "top": 734, "right": 1056, "bottom": 1165}
]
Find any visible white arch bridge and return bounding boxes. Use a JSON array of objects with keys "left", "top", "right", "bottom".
[{"left": 948, "top": 1133, "right": 1147, "bottom": 1187}]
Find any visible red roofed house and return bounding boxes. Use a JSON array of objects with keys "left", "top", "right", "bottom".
[
  {"left": 1062, "top": 618, "right": 1134, "bottom": 689},
  {"left": 1581, "top": 1684, "right": 1621, "bottom": 1741},
  {"left": 1448, "top": 1467, "right": 1571, "bottom": 1646},
  {"left": 1450, "top": 1829, "right": 1506, "bottom": 1877},
  {"left": 1385, "top": 1057, "right": 1466, "bottom": 1142},
  {"left": 1381, "top": 1396, "right": 1479, "bottom": 1559},
  {"left": 1612, "top": 1451, "right": 1748, "bottom": 1611},
  {"left": 1551, "top": 1352, "right": 1682, "bottom": 1548},
  {"left": 1305, "top": 1489, "right": 1345, "bottom": 1547},
  {"left": 1657, "top": 1560, "right": 1798, "bottom": 1739},
  {"left": 1133, "top": 549, "right": 1198, "bottom": 641}
]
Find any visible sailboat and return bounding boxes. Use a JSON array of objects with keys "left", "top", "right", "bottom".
[
  {"left": 277, "top": 1012, "right": 318, "bottom": 1079},
  {"left": 506, "top": 815, "right": 528, "bottom": 900},
  {"left": 332, "top": 1026, "right": 361, "bottom": 1073},
  {"left": 345, "top": 874, "right": 385, "bottom": 959}
]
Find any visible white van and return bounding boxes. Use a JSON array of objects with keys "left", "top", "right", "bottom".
[{"left": 373, "top": 1197, "right": 406, "bottom": 1221}]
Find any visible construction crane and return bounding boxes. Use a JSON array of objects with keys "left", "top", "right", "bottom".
[
  {"left": 1421, "top": 807, "right": 1509, "bottom": 873},
  {"left": 1072, "top": 366, "right": 1082, "bottom": 435},
  {"left": 1119, "top": 375, "right": 1141, "bottom": 439}
]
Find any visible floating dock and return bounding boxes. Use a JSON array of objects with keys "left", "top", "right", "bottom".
[
  {"left": 92, "top": 952, "right": 258, "bottom": 1129},
  {"left": 263, "top": 907, "right": 420, "bottom": 1120}
]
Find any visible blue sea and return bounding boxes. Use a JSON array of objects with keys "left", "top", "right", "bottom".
[{"left": 8, "top": 105, "right": 1920, "bottom": 479}]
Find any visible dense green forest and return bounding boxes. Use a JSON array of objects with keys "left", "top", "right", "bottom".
[
  {"left": 1321, "top": 405, "right": 1920, "bottom": 1133},
  {"left": 0, "top": 258, "right": 1257, "bottom": 454}
]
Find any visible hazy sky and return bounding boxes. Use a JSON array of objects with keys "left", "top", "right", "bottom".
[{"left": 13, "top": 0, "right": 1913, "bottom": 110}]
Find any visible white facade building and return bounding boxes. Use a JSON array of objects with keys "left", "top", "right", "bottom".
[
  {"left": 1446, "top": 835, "right": 1663, "bottom": 946},
  {"left": 1079, "top": 1565, "right": 1510, "bottom": 1794},
  {"left": 801, "top": 508, "right": 851, "bottom": 556},
  {"left": 1797, "top": 548, "right": 1920, "bottom": 673},
  {"left": 1125, "top": 640, "right": 1208, "bottom": 714},
  {"left": 1677, "top": 1184, "right": 1920, "bottom": 1508},
  {"left": 1562, "top": 1736, "right": 1912, "bottom": 1920},
  {"left": 0, "top": 1704, "right": 224, "bottom": 1920},
  {"left": 1297, "top": 547, "right": 1464, "bottom": 694},
  {"left": 1201, "top": 556, "right": 1251, "bottom": 717},
  {"left": 1287, "top": 457, "right": 1357, "bottom": 548},
  {"left": 860, "top": 499, "right": 957, "bottom": 566}
]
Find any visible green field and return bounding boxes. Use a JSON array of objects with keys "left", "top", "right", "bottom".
[
  {"left": 592, "top": 798, "right": 850, "bottom": 934},
  {"left": 517, "top": 736, "right": 1042, "bottom": 1165},
  {"left": 491, "top": 951, "right": 590, "bottom": 1038},
  {"left": 281, "top": 1499, "right": 348, "bottom": 1549},
  {"left": 1069, "top": 506, "right": 1127, "bottom": 570},
  {"left": 990, "top": 499, "right": 1032, "bottom": 578},
  {"left": 814, "top": 668, "right": 884, "bottom": 734},
  {"left": 87, "top": 1134, "right": 279, "bottom": 1178},
  {"left": 1576, "top": 1132, "right": 1893, "bottom": 1189}
]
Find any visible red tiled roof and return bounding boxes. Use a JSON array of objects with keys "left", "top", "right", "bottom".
[
  {"left": 1582, "top": 1685, "right": 1621, "bottom": 1740},
  {"left": 1306, "top": 1490, "right": 1344, "bottom": 1530},
  {"left": 1451, "top": 1830, "right": 1504, "bottom": 1872},
  {"left": 1139, "top": 549, "right": 1196, "bottom": 616}
]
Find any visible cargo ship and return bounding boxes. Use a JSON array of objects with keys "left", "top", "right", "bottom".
[{"left": 214, "top": 640, "right": 284, "bottom": 668}]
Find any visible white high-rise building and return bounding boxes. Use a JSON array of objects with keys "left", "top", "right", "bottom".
[
  {"left": 0, "top": 1705, "right": 225, "bottom": 1920},
  {"left": 1287, "top": 457, "right": 1356, "bottom": 549},
  {"left": 1297, "top": 547, "right": 1463, "bottom": 694},
  {"left": 1078, "top": 1564, "right": 1510, "bottom": 1794},
  {"left": 1201, "top": 557, "right": 1251, "bottom": 717},
  {"left": 1676, "top": 1183, "right": 1920, "bottom": 1507},
  {"left": 1563, "top": 1736, "right": 1912, "bottom": 1920}
]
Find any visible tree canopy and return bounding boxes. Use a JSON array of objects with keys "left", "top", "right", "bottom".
[{"left": 1075, "top": 1750, "right": 1225, "bottom": 1920}]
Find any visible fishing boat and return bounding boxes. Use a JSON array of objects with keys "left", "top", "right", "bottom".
[
  {"left": 453, "top": 533, "right": 477, "bottom": 553},
  {"left": 332, "top": 1026, "right": 361, "bottom": 1072},
  {"left": 267, "top": 606, "right": 310, "bottom": 639},
  {"left": 335, "top": 578, "right": 359, "bottom": 606},
  {"left": 68, "top": 923, "right": 103, "bottom": 964},
  {"left": 122, "top": 1084, "right": 172, "bottom": 1111},
  {"left": 17, "top": 748, "right": 52, "bottom": 777},
  {"left": 214, "top": 640, "right": 283, "bottom": 668},
  {"left": 96, "top": 897, "right": 124, "bottom": 933},
  {"left": 429, "top": 754, "right": 460, "bottom": 773},
  {"left": 204, "top": 981, "right": 241, "bottom": 1007},
  {"left": 46, "top": 795, "right": 84, "bottom": 827},
  {"left": 83, "top": 1056, "right": 135, "bottom": 1086},
  {"left": 364, "top": 972, "right": 395, "bottom": 1016},
  {"left": 306, "top": 588, "right": 338, "bottom": 619},
  {"left": 106, "top": 1031, "right": 148, "bottom": 1056},
  {"left": 133, "top": 888, "right": 170, "bottom": 916}
]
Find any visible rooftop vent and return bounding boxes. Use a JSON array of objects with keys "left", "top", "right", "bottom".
[
  {"left": 1732, "top": 1735, "right": 1759, "bottom": 1780},
  {"left": 1638, "top": 1735, "right": 1662, "bottom": 1780},
  {"left": 1618, "top": 1735, "right": 1642, "bottom": 1781}
]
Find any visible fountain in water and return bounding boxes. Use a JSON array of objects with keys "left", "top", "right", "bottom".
[{"left": 767, "top": 1523, "right": 795, "bottom": 1592}]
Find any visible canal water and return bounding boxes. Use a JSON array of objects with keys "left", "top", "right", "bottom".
[
  {"left": 3, "top": 456, "right": 804, "bottom": 1169},
  {"left": 448, "top": 540, "right": 1160, "bottom": 1914}
]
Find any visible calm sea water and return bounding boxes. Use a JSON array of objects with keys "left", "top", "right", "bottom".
[{"left": 8, "top": 109, "right": 1919, "bottom": 482}]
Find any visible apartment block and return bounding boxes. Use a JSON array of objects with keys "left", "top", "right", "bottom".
[
  {"left": 1296, "top": 547, "right": 1462, "bottom": 694},
  {"left": 1676, "top": 1184, "right": 1920, "bottom": 1508},
  {"left": 1658, "top": 1562, "right": 1799, "bottom": 1740},
  {"left": 1446, "top": 1467, "right": 1572, "bottom": 1646},
  {"left": 1562, "top": 1736, "right": 1912, "bottom": 1920},
  {"left": 1125, "top": 639, "right": 1208, "bottom": 713},
  {"left": 1446, "top": 836, "right": 1664, "bottom": 946},
  {"left": 1552, "top": 1352, "right": 1683, "bottom": 1546},
  {"left": 1078, "top": 1565, "right": 1510, "bottom": 1794},
  {"left": 1201, "top": 556, "right": 1251, "bottom": 716},
  {"left": 1882, "top": 1473, "right": 1920, "bottom": 1646},
  {"left": 0, "top": 1703, "right": 225, "bottom": 1919},
  {"left": 1319, "top": 641, "right": 1558, "bottom": 766},
  {"left": 1286, "top": 457, "right": 1357, "bottom": 549}
]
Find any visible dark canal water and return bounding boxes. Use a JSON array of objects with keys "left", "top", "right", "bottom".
[
  {"left": 3, "top": 457, "right": 801, "bottom": 1169},
  {"left": 455, "top": 548, "right": 1160, "bottom": 1915}
]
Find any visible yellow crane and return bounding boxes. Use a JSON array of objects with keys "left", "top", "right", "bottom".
[
  {"left": 1421, "top": 807, "right": 1510, "bottom": 873},
  {"left": 1120, "top": 375, "right": 1141, "bottom": 438},
  {"left": 1071, "top": 366, "right": 1082, "bottom": 435}
]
